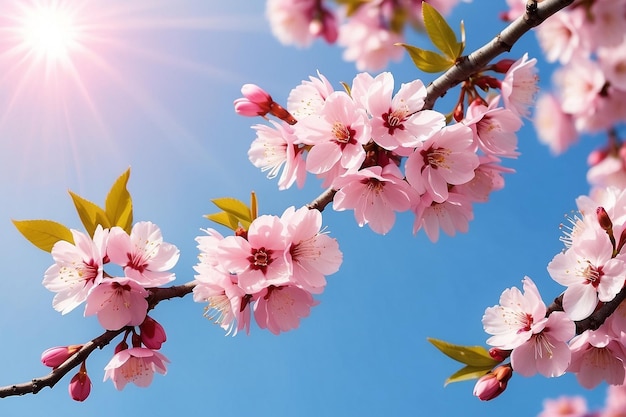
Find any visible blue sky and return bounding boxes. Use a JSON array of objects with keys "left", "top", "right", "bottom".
[{"left": 0, "top": 0, "right": 613, "bottom": 416}]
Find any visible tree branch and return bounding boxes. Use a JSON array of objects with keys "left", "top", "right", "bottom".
[{"left": 0, "top": 281, "right": 197, "bottom": 398}]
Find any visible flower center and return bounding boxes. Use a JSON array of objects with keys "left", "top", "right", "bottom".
[
  {"left": 382, "top": 108, "right": 407, "bottom": 135},
  {"left": 581, "top": 261, "right": 603, "bottom": 288},
  {"left": 332, "top": 122, "right": 355, "bottom": 144},
  {"left": 421, "top": 147, "right": 451, "bottom": 170},
  {"left": 248, "top": 247, "right": 273, "bottom": 271}
]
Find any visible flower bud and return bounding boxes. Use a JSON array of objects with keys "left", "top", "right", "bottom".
[
  {"left": 139, "top": 316, "right": 167, "bottom": 350},
  {"left": 68, "top": 362, "right": 91, "bottom": 402},
  {"left": 492, "top": 59, "right": 516, "bottom": 73},
  {"left": 234, "top": 84, "right": 273, "bottom": 117},
  {"left": 41, "top": 345, "right": 82, "bottom": 368},
  {"left": 597, "top": 207, "right": 613, "bottom": 232},
  {"left": 473, "top": 365, "right": 512, "bottom": 401},
  {"left": 488, "top": 347, "right": 511, "bottom": 363}
]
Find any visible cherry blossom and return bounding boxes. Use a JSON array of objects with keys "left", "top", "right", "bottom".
[
  {"left": 234, "top": 84, "right": 273, "bottom": 118},
  {"left": 333, "top": 164, "right": 418, "bottom": 235},
  {"left": 68, "top": 364, "right": 91, "bottom": 402},
  {"left": 266, "top": 0, "right": 319, "bottom": 47},
  {"left": 43, "top": 225, "right": 109, "bottom": 315},
  {"left": 535, "top": 9, "right": 584, "bottom": 65},
  {"left": 248, "top": 120, "right": 307, "bottom": 190},
  {"left": 405, "top": 123, "right": 479, "bottom": 203},
  {"left": 533, "top": 93, "right": 578, "bottom": 155},
  {"left": 287, "top": 71, "right": 335, "bottom": 119},
  {"left": 537, "top": 396, "right": 588, "bottom": 417},
  {"left": 501, "top": 53, "right": 538, "bottom": 118},
  {"left": 280, "top": 206, "right": 342, "bottom": 293},
  {"left": 103, "top": 347, "right": 169, "bottom": 390},
  {"left": 464, "top": 97, "right": 521, "bottom": 158},
  {"left": 107, "top": 222, "right": 180, "bottom": 287},
  {"left": 41, "top": 345, "right": 82, "bottom": 368},
  {"left": 217, "top": 214, "right": 291, "bottom": 294},
  {"left": 84, "top": 277, "right": 149, "bottom": 331},
  {"left": 412, "top": 192, "right": 474, "bottom": 242},
  {"left": 139, "top": 316, "right": 167, "bottom": 350},
  {"left": 253, "top": 285, "right": 318, "bottom": 335}
]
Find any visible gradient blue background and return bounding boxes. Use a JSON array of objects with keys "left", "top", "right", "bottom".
[{"left": 0, "top": 1, "right": 610, "bottom": 416}]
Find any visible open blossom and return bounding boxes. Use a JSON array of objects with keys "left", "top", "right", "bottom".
[
  {"left": 537, "top": 396, "right": 588, "bottom": 417},
  {"left": 453, "top": 156, "right": 513, "bottom": 203},
  {"left": 280, "top": 206, "right": 342, "bottom": 294},
  {"left": 103, "top": 347, "right": 169, "bottom": 390},
  {"left": 483, "top": 277, "right": 575, "bottom": 377},
  {"left": 333, "top": 164, "right": 418, "bottom": 235},
  {"left": 412, "top": 192, "right": 474, "bottom": 242},
  {"left": 547, "top": 225, "right": 626, "bottom": 321},
  {"left": 248, "top": 120, "right": 306, "bottom": 190},
  {"left": 107, "top": 222, "right": 179, "bottom": 287},
  {"left": 535, "top": 9, "right": 585, "bottom": 65},
  {"left": 568, "top": 326, "right": 626, "bottom": 389},
  {"left": 254, "top": 285, "right": 318, "bottom": 335},
  {"left": 405, "top": 123, "right": 479, "bottom": 203},
  {"left": 217, "top": 215, "right": 291, "bottom": 294},
  {"left": 287, "top": 71, "right": 335, "bottom": 119},
  {"left": 84, "top": 277, "right": 149, "bottom": 331},
  {"left": 43, "top": 225, "right": 109, "bottom": 314},
  {"left": 296, "top": 91, "right": 371, "bottom": 176},
  {"left": 463, "top": 97, "right": 521, "bottom": 158},
  {"left": 366, "top": 72, "right": 445, "bottom": 153},
  {"left": 501, "top": 53, "right": 538, "bottom": 118},
  {"left": 266, "top": 0, "right": 318, "bottom": 47},
  {"left": 533, "top": 93, "right": 578, "bottom": 155}
]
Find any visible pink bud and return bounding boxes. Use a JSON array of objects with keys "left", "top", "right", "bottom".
[
  {"left": 473, "top": 366, "right": 512, "bottom": 401},
  {"left": 68, "top": 363, "right": 91, "bottom": 402},
  {"left": 41, "top": 345, "right": 82, "bottom": 368},
  {"left": 140, "top": 316, "right": 167, "bottom": 350},
  {"left": 488, "top": 347, "right": 510, "bottom": 363},
  {"left": 587, "top": 149, "right": 607, "bottom": 166},
  {"left": 240, "top": 84, "right": 272, "bottom": 104},
  {"left": 234, "top": 98, "right": 268, "bottom": 117},
  {"left": 597, "top": 207, "right": 613, "bottom": 231},
  {"left": 492, "top": 59, "right": 516, "bottom": 73}
]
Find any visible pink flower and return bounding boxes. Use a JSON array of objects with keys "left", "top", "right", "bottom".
[
  {"left": 599, "top": 42, "right": 626, "bottom": 91},
  {"left": 41, "top": 345, "right": 82, "bottom": 368},
  {"left": 333, "top": 164, "right": 418, "bottom": 235},
  {"left": 533, "top": 93, "right": 578, "bottom": 155},
  {"left": 453, "top": 156, "right": 513, "bottom": 203},
  {"left": 139, "top": 316, "right": 167, "bottom": 350},
  {"left": 248, "top": 120, "right": 306, "bottom": 190},
  {"left": 218, "top": 215, "right": 291, "bottom": 294},
  {"left": 280, "top": 206, "right": 342, "bottom": 294},
  {"left": 366, "top": 72, "right": 445, "bottom": 153},
  {"left": 234, "top": 84, "right": 273, "bottom": 117},
  {"left": 297, "top": 91, "right": 371, "bottom": 176},
  {"left": 584, "top": 0, "right": 626, "bottom": 49},
  {"left": 107, "top": 222, "right": 179, "bottom": 287},
  {"left": 405, "top": 123, "right": 479, "bottom": 203},
  {"left": 68, "top": 365, "right": 91, "bottom": 402},
  {"left": 463, "top": 97, "right": 521, "bottom": 158},
  {"left": 253, "top": 285, "right": 318, "bottom": 335},
  {"left": 43, "top": 225, "right": 109, "bottom": 314},
  {"left": 537, "top": 396, "right": 588, "bottom": 417},
  {"left": 84, "top": 277, "right": 149, "bottom": 331},
  {"left": 287, "top": 71, "right": 335, "bottom": 119},
  {"left": 501, "top": 53, "right": 538, "bottom": 118},
  {"left": 412, "top": 192, "right": 474, "bottom": 242},
  {"left": 554, "top": 57, "right": 604, "bottom": 117},
  {"left": 547, "top": 226, "right": 626, "bottom": 321},
  {"left": 568, "top": 327, "right": 626, "bottom": 389},
  {"left": 337, "top": 3, "right": 404, "bottom": 71},
  {"left": 535, "top": 9, "right": 585, "bottom": 65},
  {"left": 103, "top": 347, "right": 169, "bottom": 390},
  {"left": 266, "top": 0, "right": 317, "bottom": 47}
]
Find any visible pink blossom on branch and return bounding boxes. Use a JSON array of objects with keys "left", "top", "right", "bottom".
[
  {"left": 500, "top": 53, "right": 538, "bottom": 118},
  {"left": 103, "top": 347, "right": 169, "bottom": 390},
  {"left": 84, "top": 277, "right": 149, "bottom": 331},
  {"left": 254, "top": 285, "right": 319, "bottom": 335},
  {"left": 43, "top": 225, "right": 109, "bottom": 315},
  {"left": 463, "top": 97, "right": 521, "bottom": 158},
  {"left": 412, "top": 192, "right": 474, "bottom": 242},
  {"left": 107, "top": 222, "right": 180, "bottom": 287}
]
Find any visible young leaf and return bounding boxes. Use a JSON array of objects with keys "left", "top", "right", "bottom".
[
  {"left": 212, "top": 197, "right": 251, "bottom": 223},
  {"left": 12, "top": 219, "right": 74, "bottom": 252},
  {"left": 422, "top": 2, "right": 461, "bottom": 60},
  {"left": 397, "top": 44, "right": 455, "bottom": 73},
  {"left": 444, "top": 365, "right": 492, "bottom": 386},
  {"left": 69, "top": 191, "right": 111, "bottom": 237},
  {"left": 204, "top": 212, "right": 240, "bottom": 231},
  {"left": 428, "top": 338, "right": 499, "bottom": 368},
  {"left": 105, "top": 168, "right": 133, "bottom": 233}
]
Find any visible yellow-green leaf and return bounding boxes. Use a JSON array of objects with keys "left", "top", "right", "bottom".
[
  {"left": 69, "top": 191, "right": 111, "bottom": 237},
  {"left": 250, "top": 191, "right": 258, "bottom": 222},
  {"left": 397, "top": 44, "right": 455, "bottom": 73},
  {"left": 334, "top": 0, "right": 368, "bottom": 16},
  {"left": 212, "top": 197, "right": 251, "bottom": 223},
  {"left": 422, "top": 2, "right": 461, "bottom": 60},
  {"left": 204, "top": 212, "right": 240, "bottom": 231},
  {"left": 445, "top": 365, "right": 492, "bottom": 386},
  {"left": 12, "top": 219, "right": 74, "bottom": 252},
  {"left": 428, "top": 338, "right": 499, "bottom": 367},
  {"left": 105, "top": 168, "right": 133, "bottom": 233}
]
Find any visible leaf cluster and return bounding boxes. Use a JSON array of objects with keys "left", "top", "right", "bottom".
[
  {"left": 427, "top": 338, "right": 500, "bottom": 385},
  {"left": 204, "top": 192, "right": 258, "bottom": 232}
]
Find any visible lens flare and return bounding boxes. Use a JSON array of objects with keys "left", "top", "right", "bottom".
[{"left": 19, "top": 5, "right": 78, "bottom": 64}]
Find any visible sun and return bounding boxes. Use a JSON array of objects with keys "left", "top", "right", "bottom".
[{"left": 17, "top": 3, "right": 79, "bottom": 66}]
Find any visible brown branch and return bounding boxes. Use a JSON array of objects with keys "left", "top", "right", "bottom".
[
  {"left": 423, "top": 0, "right": 575, "bottom": 110},
  {"left": 0, "top": 281, "right": 197, "bottom": 398}
]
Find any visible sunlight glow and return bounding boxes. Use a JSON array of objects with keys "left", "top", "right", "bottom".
[{"left": 18, "top": 4, "right": 79, "bottom": 66}]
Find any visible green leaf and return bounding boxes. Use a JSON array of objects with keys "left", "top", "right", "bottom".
[
  {"left": 397, "top": 44, "right": 455, "bottom": 73},
  {"left": 69, "top": 191, "right": 111, "bottom": 237},
  {"left": 445, "top": 365, "right": 492, "bottom": 386},
  {"left": 13, "top": 219, "right": 74, "bottom": 252},
  {"left": 334, "top": 0, "right": 368, "bottom": 16},
  {"left": 428, "top": 338, "right": 499, "bottom": 367},
  {"left": 212, "top": 197, "right": 251, "bottom": 225},
  {"left": 204, "top": 212, "right": 240, "bottom": 231},
  {"left": 105, "top": 168, "right": 133, "bottom": 233},
  {"left": 422, "top": 2, "right": 461, "bottom": 60}
]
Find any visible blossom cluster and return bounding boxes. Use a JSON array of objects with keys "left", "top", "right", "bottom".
[
  {"left": 192, "top": 206, "right": 342, "bottom": 335},
  {"left": 237, "top": 55, "right": 536, "bottom": 241},
  {"left": 536, "top": 384, "right": 626, "bottom": 417},
  {"left": 266, "top": 0, "right": 466, "bottom": 70},
  {"left": 478, "top": 186, "right": 626, "bottom": 399},
  {"left": 41, "top": 221, "right": 178, "bottom": 399}
]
